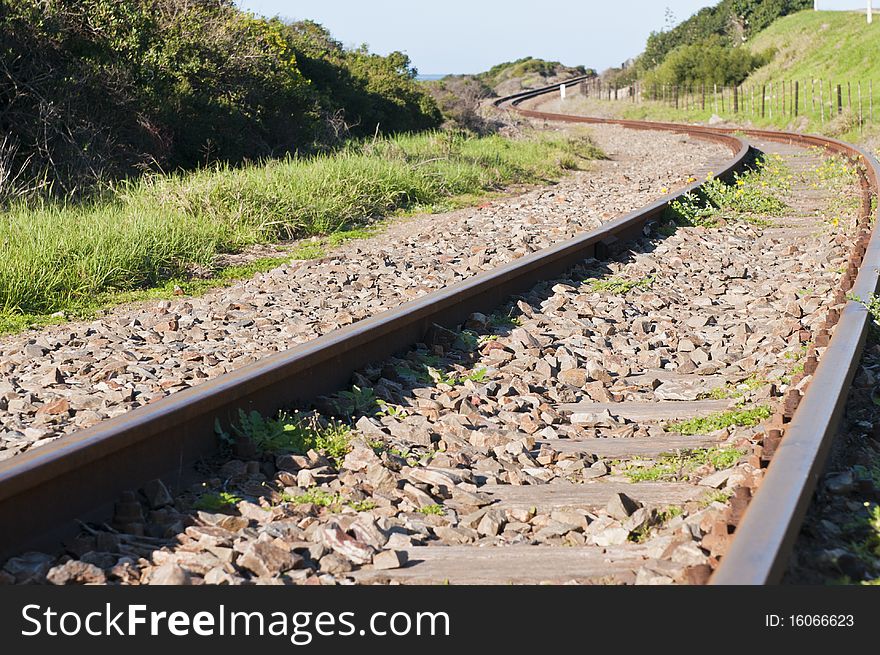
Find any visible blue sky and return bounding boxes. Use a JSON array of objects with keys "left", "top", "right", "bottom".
[{"left": 236, "top": 1, "right": 870, "bottom": 74}]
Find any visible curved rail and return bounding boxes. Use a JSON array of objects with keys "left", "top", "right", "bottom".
[
  {"left": 498, "top": 79, "right": 880, "bottom": 584},
  {"left": 0, "top": 86, "right": 750, "bottom": 561}
]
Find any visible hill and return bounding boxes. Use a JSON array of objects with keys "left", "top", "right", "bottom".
[
  {"left": 423, "top": 58, "right": 593, "bottom": 132},
  {"left": 745, "top": 10, "right": 879, "bottom": 85}
]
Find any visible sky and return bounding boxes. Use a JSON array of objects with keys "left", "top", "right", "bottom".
[{"left": 236, "top": 1, "right": 871, "bottom": 75}]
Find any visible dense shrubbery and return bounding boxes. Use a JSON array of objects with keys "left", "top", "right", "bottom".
[
  {"left": 642, "top": 36, "right": 772, "bottom": 94},
  {"left": 641, "top": 0, "right": 810, "bottom": 70},
  {"left": 0, "top": 1, "right": 441, "bottom": 198},
  {"left": 611, "top": 0, "right": 808, "bottom": 95}
]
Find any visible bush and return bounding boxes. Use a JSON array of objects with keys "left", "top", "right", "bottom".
[
  {"left": 0, "top": 1, "right": 441, "bottom": 199},
  {"left": 641, "top": 0, "right": 810, "bottom": 70},
  {"left": 642, "top": 36, "right": 772, "bottom": 94}
]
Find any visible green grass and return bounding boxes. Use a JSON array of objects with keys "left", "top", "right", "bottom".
[
  {"left": 0, "top": 254, "right": 293, "bottom": 335},
  {"left": 563, "top": 11, "right": 880, "bottom": 143},
  {"left": 281, "top": 489, "right": 377, "bottom": 513},
  {"left": 416, "top": 504, "right": 445, "bottom": 515},
  {"left": 666, "top": 155, "right": 790, "bottom": 228},
  {"left": 0, "top": 129, "right": 602, "bottom": 332},
  {"left": 666, "top": 405, "right": 771, "bottom": 435},
  {"left": 622, "top": 447, "right": 745, "bottom": 483},
  {"left": 670, "top": 10, "right": 880, "bottom": 140},
  {"left": 589, "top": 275, "right": 655, "bottom": 295},
  {"left": 193, "top": 491, "right": 242, "bottom": 512},
  {"left": 220, "top": 410, "right": 352, "bottom": 464}
]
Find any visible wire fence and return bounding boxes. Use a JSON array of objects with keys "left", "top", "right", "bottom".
[{"left": 577, "top": 77, "right": 876, "bottom": 132}]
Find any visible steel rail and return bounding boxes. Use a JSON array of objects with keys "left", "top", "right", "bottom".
[
  {"left": 0, "top": 98, "right": 749, "bottom": 559},
  {"left": 501, "top": 79, "right": 880, "bottom": 585}
]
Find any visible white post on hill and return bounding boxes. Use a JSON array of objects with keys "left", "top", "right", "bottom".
[
  {"left": 869, "top": 0, "right": 874, "bottom": 25},
  {"left": 560, "top": 83, "right": 566, "bottom": 101}
]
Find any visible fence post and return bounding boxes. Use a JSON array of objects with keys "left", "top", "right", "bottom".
[
  {"left": 819, "top": 80, "right": 825, "bottom": 125},
  {"left": 837, "top": 84, "right": 843, "bottom": 114},
  {"left": 871, "top": 80, "right": 874, "bottom": 122},
  {"left": 769, "top": 82, "right": 773, "bottom": 119},
  {"left": 859, "top": 80, "right": 863, "bottom": 133},
  {"left": 794, "top": 81, "right": 799, "bottom": 117},
  {"left": 762, "top": 84, "right": 766, "bottom": 118},
  {"left": 848, "top": 82, "right": 852, "bottom": 112},
  {"left": 714, "top": 84, "right": 718, "bottom": 114}
]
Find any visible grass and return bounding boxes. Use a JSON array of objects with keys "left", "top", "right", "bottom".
[
  {"left": 0, "top": 129, "right": 602, "bottom": 332},
  {"left": 621, "top": 447, "right": 745, "bottom": 483},
  {"left": 666, "top": 406, "right": 771, "bottom": 435},
  {"left": 0, "top": 253, "right": 292, "bottom": 335},
  {"left": 193, "top": 491, "right": 242, "bottom": 512},
  {"left": 589, "top": 275, "right": 654, "bottom": 295},
  {"left": 666, "top": 155, "right": 790, "bottom": 228},
  {"left": 702, "top": 375, "right": 768, "bottom": 400},
  {"left": 220, "top": 410, "right": 351, "bottom": 465},
  {"left": 416, "top": 504, "right": 445, "bottom": 515},
  {"left": 281, "top": 488, "right": 377, "bottom": 513}
]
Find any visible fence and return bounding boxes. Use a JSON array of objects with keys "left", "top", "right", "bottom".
[{"left": 577, "top": 77, "right": 876, "bottom": 132}]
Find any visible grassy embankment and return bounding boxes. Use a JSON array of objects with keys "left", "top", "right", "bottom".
[
  {"left": 0, "top": 130, "right": 601, "bottom": 335},
  {"left": 557, "top": 11, "right": 880, "bottom": 144}
]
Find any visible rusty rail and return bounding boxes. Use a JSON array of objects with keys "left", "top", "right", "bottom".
[
  {"left": 0, "top": 98, "right": 749, "bottom": 559},
  {"left": 499, "top": 79, "right": 880, "bottom": 585}
]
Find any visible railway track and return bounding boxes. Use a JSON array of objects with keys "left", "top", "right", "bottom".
[{"left": 1, "top": 78, "right": 877, "bottom": 586}]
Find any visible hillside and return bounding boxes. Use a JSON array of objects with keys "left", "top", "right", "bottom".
[
  {"left": 549, "top": 9, "right": 880, "bottom": 144},
  {"left": 745, "top": 10, "right": 879, "bottom": 85},
  {"left": 424, "top": 58, "right": 593, "bottom": 132}
]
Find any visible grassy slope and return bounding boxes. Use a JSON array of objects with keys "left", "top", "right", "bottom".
[
  {"left": 746, "top": 10, "right": 878, "bottom": 85},
  {"left": 0, "top": 129, "right": 602, "bottom": 334},
  {"left": 611, "top": 10, "right": 880, "bottom": 143}
]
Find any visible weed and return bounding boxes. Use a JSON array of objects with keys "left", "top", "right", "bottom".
[
  {"left": 589, "top": 275, "right": 655, "bottom": 295},
  {"left": 282, "top": 489, "right": 376, "bottom": 512},
  {"left": 416, "top": 504, "right": 445, "bottom": 515},
  {"left": 193, "top": 491, "right": 241, "bottom": 512},
  {"left": 666, "top": 156, "right": 789, "bottom": 228},
  {"left": 622, "top": 447, "right": 745, "bottom": 483},
  {"left": 332, "top": 385, "right": 379, "bottom": 417},
  {"left": 223, "top": 410, "right": 351, "bottom": 464},
  {"left": 666, "top": 406, "right": 771, "bottom": 435}
]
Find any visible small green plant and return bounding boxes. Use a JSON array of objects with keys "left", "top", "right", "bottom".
[
  {"left": 224, "top": 410, "right": 351, "bottom": 464},
  {"left": 666, "top": 406, "right": 771, "bottom": 435},
  {"left": 589, "top": 275, "right": 654, "bottom": 295},
  {"left": 701, "top": 489, "right": 733, "bottom": 507},
  {"left": 332, "top": 385, "right": 379, "bottom": 416},
  {"left": 629, "top": 505, "right": 684, "bottom": 543},
  {"left": 282, "top": 489, "right": 377, "bottom": 512},
  {"left": 622, "top": 447, "right": 745, "bottom": 483},
  {"left": 416, "top": 504, "right": 445, "bottom": 515},
  {"left": 427, "top": 365, "right": 488, "bottom": 386},
  {"left": 667, "top": 157, "right": 788, "bottom": 228},
  {"left": 849, "top": 293, "right": 880, "bottom": 331},
  {"left": 488, "top": 311, "right": 522, "bottom": 329},
  {"left": 702, "top": 375, "right": 767, "bottom": 400},
  {"left": 376, "top": 399, "right": 407, "bottom": 418},
  {"left": 193, "top": 491, "right": 242, "bottom": 512}
]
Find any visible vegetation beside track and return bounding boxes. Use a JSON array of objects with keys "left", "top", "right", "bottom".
[{"left": 0, "top": 129, "right": 602, "bottom": 335}]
